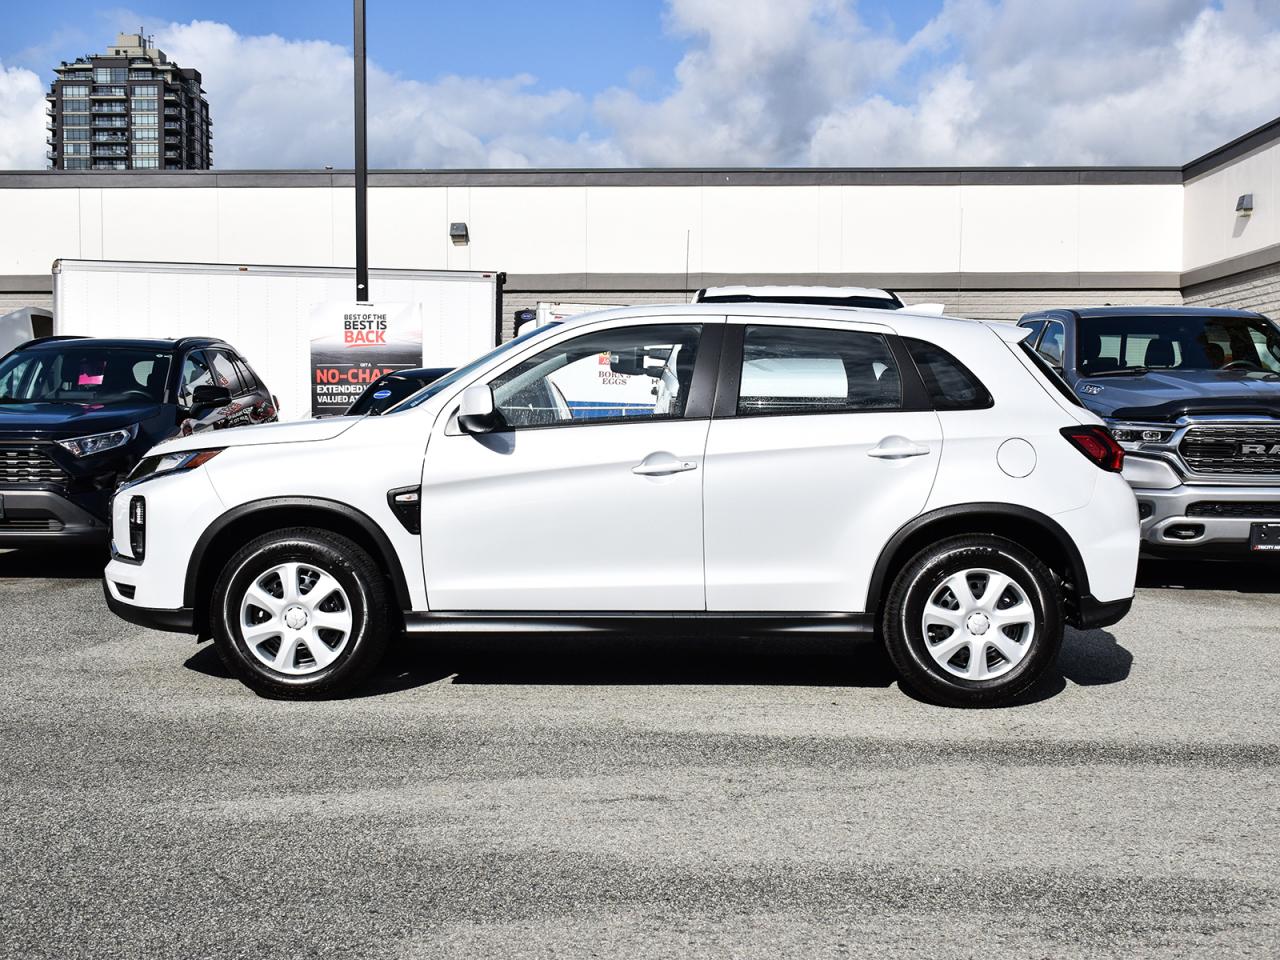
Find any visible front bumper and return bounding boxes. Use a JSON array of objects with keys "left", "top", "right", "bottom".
[
  {"left": 1133, "top": 481, "right": 1280, "bottom": 551},
  {"left": 102, "top": 577, "right": 195, "bottom": 634},
  {"left": 0, "top": 489, "right": 109, "bottom": 546}
]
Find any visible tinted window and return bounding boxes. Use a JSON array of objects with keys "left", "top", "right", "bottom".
[
  {"left": 206, "top": 351, "right": 246, "bottom": 394},
  {"left": 490, "top": 324, "right": 702, "bottom": 428},
  {"left": 349, "top": 372, "right": 446, "bottom": 416},
  {"left": 737, "top": 326, "right": 901, "bottom": 415},
  {"left": 1075, "top": 313, "right": 1280, "bottom": 374},
  {"left": 177, "top": 352, "right": 214, "bottom": 406},
  {"left": 904, "top": 338, "right": 992, "bottom": 410}
]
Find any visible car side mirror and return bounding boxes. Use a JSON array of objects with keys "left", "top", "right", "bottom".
[
  {"left": 191, "top": 384, "right": 232, "bottom": 411},
  {"left": 457, "top": 383, "right": 497, "bottom": 434},
  {"left": 610, "top": 347, "right": 662, "bottom": 378}
]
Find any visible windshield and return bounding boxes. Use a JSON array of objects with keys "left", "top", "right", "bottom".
[
  {"left": 1077, "top": 314, "right": 1280, "bottom": 376},
  {"left": 0, "top": 346, "right": 172, "bottom": 405},
  {"left": 388, "top": 323, "right": 563, "bottom": 413}
]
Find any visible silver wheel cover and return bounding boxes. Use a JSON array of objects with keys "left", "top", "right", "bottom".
[
  {"left": 920, "top": 567, "right": 1036, "bottom": 682},
  {"left": 239, "top": 561, "right": 353, "bottom": 676}
]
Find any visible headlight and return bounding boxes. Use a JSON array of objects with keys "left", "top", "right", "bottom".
[
  {"left": 125, "top": 448, "right": 224, "bottom": 486},
  {"left": 57, "top": 424, "right": 138, "bottom": 458},
  {"left": 1107, "top": 422, "right": 1176, "bottom": 449}
]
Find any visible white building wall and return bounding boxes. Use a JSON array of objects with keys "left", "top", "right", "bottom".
[
  {"left": 0, "top": 181, "right": 1187, "bottom": 280},
  {"left": 1184, "top": 139, "right": 1280, "bottom": 272}
]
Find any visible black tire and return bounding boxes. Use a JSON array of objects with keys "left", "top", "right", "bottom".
[
  {"left": 882, "top": 534, "right": 1063, "bottom": 707},
  {"left": 210, "top": 526, "right": 390, "bottom": 699}
]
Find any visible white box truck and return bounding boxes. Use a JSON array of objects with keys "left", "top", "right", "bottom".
[{"left": 52, "top": 259, "right": 504, "bottom": 420}]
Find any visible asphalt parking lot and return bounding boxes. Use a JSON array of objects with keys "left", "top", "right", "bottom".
[{"left": 0, "top": 549, "right": 1277, "bottom": 959}]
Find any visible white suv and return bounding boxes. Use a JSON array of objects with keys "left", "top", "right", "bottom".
[{"left": 103, "top": 304, "right": 1139, "bottom": 706}]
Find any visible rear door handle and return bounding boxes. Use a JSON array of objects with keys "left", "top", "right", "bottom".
[
  {"left": 867, "top": 436, "right": 931, "bottom": 459},
  {"left": 633, "top": 452, "right": 698, "bottom": 476}
]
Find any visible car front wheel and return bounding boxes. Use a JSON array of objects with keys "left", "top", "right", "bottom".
[
  {"left": 882, "top": 535, "right": 1063, "bottom": 707},
  {"left": 210, "top": 527, "right": 390, "bottom": 699}
]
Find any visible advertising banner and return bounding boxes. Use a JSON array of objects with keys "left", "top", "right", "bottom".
[{"left": 309, "top": 301, "right": 423, "bottom": 417}]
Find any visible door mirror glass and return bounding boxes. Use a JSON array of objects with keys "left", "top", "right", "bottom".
[
  {"left": 457, "top": 383, "right": 496, "bottom": 433},
  {"left": 191, "top": 384, "right": 232, "bottom": 410}
]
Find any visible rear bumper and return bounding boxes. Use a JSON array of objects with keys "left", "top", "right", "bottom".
[
  {"left": 0, "top": 489, "right": 108, "bottom": 546},
  {"left": 1134, "top": 482, "right": 1280, "bottom": 551},
  {"left": 102, "top": 577, "right": 195, "bottom": 634}
]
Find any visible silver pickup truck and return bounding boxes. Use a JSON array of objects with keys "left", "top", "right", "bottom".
[{"left": 1018, "top": 305, "right": 1280, "bottom": 556}]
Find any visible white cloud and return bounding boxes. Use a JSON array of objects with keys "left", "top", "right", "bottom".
[
  {"left": 0, "top": 2, "right": 1278, "bottom": 169},
  {"left": 0, "top": 59, "right": 49, "bottom": 169},
  {"left": 154, "top": 20, "right": 621, "bottom": 169}
]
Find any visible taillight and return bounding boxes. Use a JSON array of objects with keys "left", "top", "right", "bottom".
[{"left": 1061, "top": 425, "right": 1125, "bottom": 472}]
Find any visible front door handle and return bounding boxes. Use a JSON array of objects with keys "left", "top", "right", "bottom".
[
  {"left": 867, "top": 436, "right": 931, "bottom": 460},
  {"left": 632, "top": 452, "right": 698, "bottom": 476}
]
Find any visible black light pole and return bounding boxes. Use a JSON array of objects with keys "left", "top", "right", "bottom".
[{"left": 353, "top": 0, "right": 369, "bottom": 303}]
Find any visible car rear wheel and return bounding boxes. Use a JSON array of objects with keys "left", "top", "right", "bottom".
[
  {"left": 882, "top": 535, "right": 1063, "bottom": 707},
  {"left": 210, "top": 526, "right": 390, "bottom": 699}
]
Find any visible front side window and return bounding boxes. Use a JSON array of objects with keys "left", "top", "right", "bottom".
[
  {"left": 1038, "top": 321, "right": 1066, "bottom": 366},
  {"left": 736, "top": 325, "right": 901, "bottom": 416},
  {"left": 489, "top": 324, "right": 702, "bottom": 428},
  {"left": 177, "top": 352, "right": 214, "bottom": 406}
]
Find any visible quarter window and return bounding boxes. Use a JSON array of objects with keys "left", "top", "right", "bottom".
[
  {"left": 1038, "top": 321, "right": 1066, "bottom": 366},
  {"left": 736, "top": 325, "right": 902, "bottom": 415},
  {"left": 903, "top": 338, "right": 993, "bottom": 410},
  {"left": 489, "top": 324, "right": 702, "bottom": 428}
]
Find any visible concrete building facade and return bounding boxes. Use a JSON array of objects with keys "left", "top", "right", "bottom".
[
  {"left": 3, "top": 116, "right": 1278, "bottom": 337},
  {"left": 46, "top": 32, "right": 211, "bottom": 173}
]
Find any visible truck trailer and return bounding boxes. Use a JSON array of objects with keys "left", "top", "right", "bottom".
[{"left": 52, "top": 259, "right": 504, "bottom": 420}]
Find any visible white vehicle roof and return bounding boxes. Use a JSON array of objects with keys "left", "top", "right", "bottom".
[
  {"left": 698, "top": 285, "right": 898, "bottom": 302},
  {"left": 547, "top": 300, "right": 1029, "bottom": 343}
]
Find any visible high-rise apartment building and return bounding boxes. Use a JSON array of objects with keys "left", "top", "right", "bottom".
[{"left": 46, "top": 32, "right": 212, "bottom": 171}]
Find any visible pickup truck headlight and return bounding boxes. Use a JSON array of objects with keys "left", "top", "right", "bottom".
[
  {"left": 126, "top": 448, "right": 224, "bottom": 486},
  {"left": 1106, "top": 422, "right": 1176, "bottom": 449},
  {"left": 57, "top": 424, "right": 138, "bottom": 457}
]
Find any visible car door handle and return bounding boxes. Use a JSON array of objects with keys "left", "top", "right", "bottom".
[
  {"left": 867, "top": 436, "right": 931, "bottom": 459},
  {"left": 632, "top": 453, "right": 698, "bottom": 476}
]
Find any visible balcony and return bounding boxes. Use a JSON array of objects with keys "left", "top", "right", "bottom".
[
  {"left": 91, "top": 87, "right": 127, "bottom": 98},
  {"left": 164, "top": 121, "right": 182, "bottom": 130},
  {"left": 91, "top": 145, "right": 128, "bottom": 157},
  {"left": 92, "top": 132, "right": 128, "bottom": 143},
  {"left": 91, "top": 118, "right": 128, "bottom": 129},
  {"left": 90, "top": 104, "right": 127, "bottom": 114}
]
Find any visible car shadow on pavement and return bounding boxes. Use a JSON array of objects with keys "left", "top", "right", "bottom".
[
  {"left": 1138, "top": 557, "right": 1280, "bottom": 593},
  {"left": 184, "top": 633, "right": 904, "bottom": 695},
  {"left": 186, "top": 627, "right": 1134, "bottom": 705},
  {"left": 0, "top": 547, "right": 107, "bottom": 580}
]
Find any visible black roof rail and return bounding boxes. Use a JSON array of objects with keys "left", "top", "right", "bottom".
[{"left": 15, "top": 335, "right": 86, "bottom": 349}]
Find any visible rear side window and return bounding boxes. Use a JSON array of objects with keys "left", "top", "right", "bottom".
[
  {"left": 737, "top": 325, "right": 902, "bottom": 415},
  {"left": 903, "top": 338, "right": 992, "bottom": 410},
  {"left": 207, "top": 350, "right": 247, "bottom": 394}
]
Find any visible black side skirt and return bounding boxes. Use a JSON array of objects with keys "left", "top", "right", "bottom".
[{"left": 403, "top": 612, "right": 876, "bottom": 637}]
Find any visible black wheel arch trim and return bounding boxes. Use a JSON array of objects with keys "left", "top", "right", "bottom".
[
  {"left": 183, "top": 496, "right": 414, "bottom": 612},
  {"left": 866, "top": 502, "right": 1091, "bottom": 614}
]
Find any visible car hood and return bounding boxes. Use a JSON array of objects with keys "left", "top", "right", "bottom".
[
  {"left": 1077, "top": 369, "right": 1280, "bottom": 421},
  {"left": 148, "top": 415, "right": 363, "bottom": 456},
  {"left": 0, "top": 399, "right": 161, "bottom": 438}
]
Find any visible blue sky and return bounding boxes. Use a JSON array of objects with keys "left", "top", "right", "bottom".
[
  {"left": 2, "top": 1, "right": 942, "bottom": 98},
  {"left": 1, "top": 1, "right": 1278, "bottom": 169}
]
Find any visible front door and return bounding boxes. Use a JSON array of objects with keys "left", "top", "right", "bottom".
[
  {"left": 421, "top": 318, "right": 720, "bottom": 611},
  {"left": 703, "top": 319, "right": 942, "bottom": 612}
]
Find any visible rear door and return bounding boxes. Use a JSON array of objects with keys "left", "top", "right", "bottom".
[{"left": 702, "top": 318, "right": 942, "bottom": 612}]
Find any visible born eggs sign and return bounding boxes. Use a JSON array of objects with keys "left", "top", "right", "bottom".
[{"left": 309, "top": 301, "right": 424, "bottom": 417}]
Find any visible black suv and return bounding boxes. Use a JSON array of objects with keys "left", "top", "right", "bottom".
[{"left": 0, "top": 336, "right": 276, "bottom": 546}]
